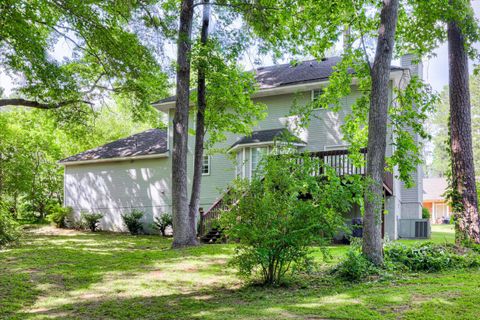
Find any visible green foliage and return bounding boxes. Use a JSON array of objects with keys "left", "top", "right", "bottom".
[
  {"left": 0, "top": 105, "right": 155, "bottom": 223},
  {"left": 333, "top": 240, "right": 381, "bottom": 282},
  {"left": 190, "top": 37, "right": 266, "bottom": 149},
  {"left": 46, "top": 205, "right": 73, "bottom": 229},
  {"left": 121, "top": 210, "right": 144, "bottom": 235},
  {"left": 153, "top": 213, "right": 173, "bottom": 237},
  {"left": 427, "top": 74, "right": 480, "bottom": 178},
  {"left": 397, "top": 0, "right": 480, "bottom": 60},
  {"left": 335, "top": 239, "right": 480, "bottom": 282},
  {"left": 0, "top": 209, "right": 20, "bottom": 248},
  {"left": 388, "top": 77, "right": 438, "bottom": 187},
  {"left": 222, "top": 152, "right": 363, "bottom": 285},
  {"left": 0, "top": 0, "right": 168, "bottom": 113},
  {"left": 384, "top": 242, "right": 480, "bottom": 272},
  {"left": 82, "top": 212, "right": 104, "bottom": 232},
  {"left": 422, "top": 207, "right": 431, "bottom": 220},
  {"left": 69, "top": 218, "right": 88, "bottom": 231}
]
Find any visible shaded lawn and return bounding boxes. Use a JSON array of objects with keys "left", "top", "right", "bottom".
[{"left": 2, "top": 224, "right": 479, "bottom": 319}]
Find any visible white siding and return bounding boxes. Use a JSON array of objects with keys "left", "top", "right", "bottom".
[{"left": 64, "top": 157, "right": 171, "bottom": 232}]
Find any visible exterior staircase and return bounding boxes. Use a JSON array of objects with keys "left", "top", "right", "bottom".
[{"left": 200, "top": 227, "right": 225, "bottom": 244}]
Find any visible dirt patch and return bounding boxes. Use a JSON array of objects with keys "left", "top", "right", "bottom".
[{"left": 24, "top": 225, "right": 87, "bottom": 236}]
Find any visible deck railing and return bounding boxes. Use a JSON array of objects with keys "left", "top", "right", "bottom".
[{"left": 198, "top": 148, "right": 394, "bottom": 237}]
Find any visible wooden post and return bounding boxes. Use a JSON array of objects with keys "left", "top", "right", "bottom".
[{"left": 198, "top": 207, "right": 205, "bottom": 237}]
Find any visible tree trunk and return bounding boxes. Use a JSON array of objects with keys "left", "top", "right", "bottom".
[
  {"left": 189, "top": 0, "right": 210, "bottom": 235},
  {"left": 172, "top": 0, "right": 198, "bottom": 248},
  {"left": 447, "top": 9, "right": 480, "bottom": 244},
  {"left": 362, "top": 0, "right": 399, "bottom": 266}
]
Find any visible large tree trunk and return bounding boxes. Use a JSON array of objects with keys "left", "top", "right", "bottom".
[
  {"left": 362, "top": 0, "right": 399, "bottom": 265},
  {"left": 447, "top": 9, "right": 480, "bottom": 244},
  {"left": 172, "top": 0, "right": 198, "bottom": 248},
  {"left": 189, "top": 0, "right": 210, "bottom": 235}
]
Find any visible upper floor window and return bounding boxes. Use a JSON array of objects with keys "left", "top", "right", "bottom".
[
  {"left": 311, "top": 89, "right": 326, "bottom": 109},
  {"left": 311, "top": 89, "right": 324, "bottom": 101},
  {"left": 202, "top": 155, "right": 210, "bottom": 175}
]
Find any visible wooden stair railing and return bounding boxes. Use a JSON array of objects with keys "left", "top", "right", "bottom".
[{"left": 198, "top": 148, "right": 394, "bottom": 239}]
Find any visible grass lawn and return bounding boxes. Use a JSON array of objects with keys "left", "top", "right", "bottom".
[{"left": 2, "top": 224, "right": 479, "bottom": 319}]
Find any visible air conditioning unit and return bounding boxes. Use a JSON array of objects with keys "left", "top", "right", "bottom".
[{"left": 399, "top": 219, "right": 430, "bottom": 239}]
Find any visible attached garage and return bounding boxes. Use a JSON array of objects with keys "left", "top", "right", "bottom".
[{"left": 60, "top": 129, "right": 171, "bottom": 232}]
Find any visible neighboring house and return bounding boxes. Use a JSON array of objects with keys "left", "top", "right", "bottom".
[
  {"left": 423, "top": 177, "right": 452, "bottom": 224},
  {"left": 60, "top": 55, "right": 427, "bottom": 239}
]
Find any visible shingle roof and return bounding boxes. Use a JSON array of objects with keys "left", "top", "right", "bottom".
[
  {"left": 59, "top": 128, "right": 168, "bottom": 164},
  {"left": 154, "top": 57, "right": 404, "bottom": 104},
  {"left": 423, "top": 178, "right": 448, "bottom": 201},
  {"left": 254, "top": 57, "right": 344, "bottom": 88},
  {"left": 230, "top": 128, "right": 305, "bottom": 149}
]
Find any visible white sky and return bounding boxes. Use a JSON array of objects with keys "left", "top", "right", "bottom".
[{"left": 1, "top": 2, "right": 480, "bottom": 96}]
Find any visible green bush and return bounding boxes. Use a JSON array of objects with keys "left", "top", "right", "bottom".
[
  {"left": 46, "top": 205, "right": 73, "bottom": 228},
  {"left": 334, "top": 247, "right": 381, "bottom": 281},
  {"left": 334, "top": 241, "right": 480, "bottom": 282},
  {"left": 154, "top": 213, "right": 172, "bottom": 236},
  {"left": 121, "top": 209, "right": 144, "bottom": 235},
  {"left": 69, "top": 218, "right": 87, "bottom": 231},
  {"left": 385, "top": 242, "right": 480, "bottom": 272},
  {"left": 81, "top": 212, "right": 103, "bottom": 232},
  {"left": 222, "top": 153, "right": 363, "bottom": 285},
  {"left": 333, "top": 239, "right": 382, "bottom": 281},
  {"left": 422, "top": 207, "right": 430, "bottom": 220},
  {"left": 0, "top": 209, "right": 20, "bottom": 247}
]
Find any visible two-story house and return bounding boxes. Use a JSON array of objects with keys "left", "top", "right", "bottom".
[{"left": 60, "top": 55, "right": 428, "bottom": 240}]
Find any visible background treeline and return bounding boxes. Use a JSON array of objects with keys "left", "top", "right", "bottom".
[
  {"left": 426, "top": 73, "right": 480, "bottom": 178},
  {"left": 0, "top": 102, "right": 158, "bottom": 222}
]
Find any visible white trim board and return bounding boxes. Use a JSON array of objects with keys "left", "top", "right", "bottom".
[{"left": 59, "top": 152, "right": 170, "bottom": 166}]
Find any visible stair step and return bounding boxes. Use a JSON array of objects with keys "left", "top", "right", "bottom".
[{"left": 200, "top": 228, "right": 225, "bottom": 244}]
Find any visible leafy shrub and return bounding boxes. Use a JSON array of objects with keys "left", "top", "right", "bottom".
[
  {"left": 0, "top": 210, "right": 20, "bottom": 247},
  {"left": 69, "top": 218, "right": 87, "bottom": 231},
  {"left": 82, "top": 212, "right": 103, "bottom": 232},
  {"left": 46, "top": 205, "right": 73, "bottom": 228},
  {"left": 121, "top": 209, "right": 144, "bottom": 235},
  {"left": 385, "top": 242, "right": 480, "bottom": 272},
  {"left": 222, "top": 153, "right": 363, "bottom": 285},
  {"left": 154, "top": 213, "right": 172, "bottom": 236},
  {"left": 422, "top": 207, "right": 430, "bottom": 219},
  {"left": 334, "top": 248, "right": 381, "bottom": 281},
  {"left": 333, "top": 239, "right": 381, "bottom": 281}
]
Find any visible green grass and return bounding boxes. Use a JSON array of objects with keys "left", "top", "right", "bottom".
[{"left": 2, "top": 224, "right": 479, "bottom": 319}]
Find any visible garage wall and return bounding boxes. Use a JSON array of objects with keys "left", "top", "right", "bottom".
[{"left": 64, "top": 157, "right": 171, "bottom": 232}]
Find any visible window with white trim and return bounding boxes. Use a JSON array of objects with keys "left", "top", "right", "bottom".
[
  {"left": 311, "top": 88, "right": 327, "bottom": 110},
  {"left": 202, "top": 155, "right": 210, "bottom": 175},
  {"left": 251, "top": 147, "right": 268, "bottom": 177},
  {"left": 311, "top": 89, "right": 323, "bottom": 101}
]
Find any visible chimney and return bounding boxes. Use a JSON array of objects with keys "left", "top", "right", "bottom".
[{"left": 400, "top": 54, "right": 423, "bottom": 80}]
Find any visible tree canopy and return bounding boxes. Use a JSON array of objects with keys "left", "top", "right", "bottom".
[{"left": 0, "top": 0, "right": 168, "bottom": 117}]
